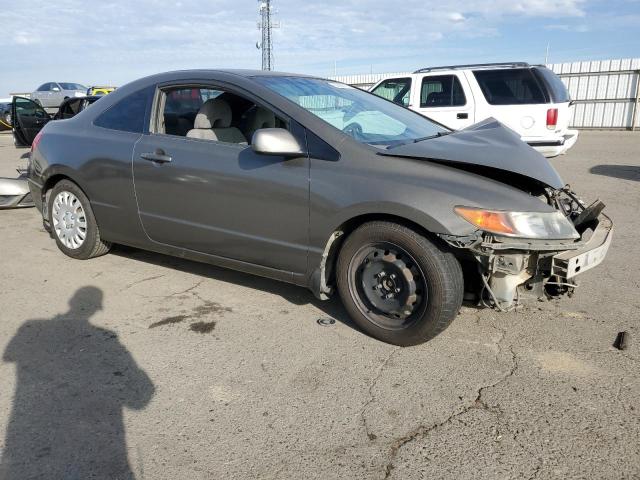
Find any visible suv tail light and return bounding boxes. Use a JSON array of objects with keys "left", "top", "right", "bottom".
[
  {"left": 31, "top": 131, "right": 44, "bottom": 153},
  {"left": 546, "top": 108, "right": 558, "bottom": 130}
]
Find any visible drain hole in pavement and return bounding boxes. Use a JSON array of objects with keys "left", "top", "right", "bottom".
[{"left": 317, "top": 318, "right": 336, "bottom": 326}]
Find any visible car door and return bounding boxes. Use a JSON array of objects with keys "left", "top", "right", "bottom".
[
  {"left": 31, "top": 83, "right": 48, "bottom": 107},
  {"left": 11, "top": 97, "right": 52, "bottom": 147},
  {"left": 50, "top": 83, "right": 64, "bottom": 107},
  {"left": 412, "top": 73, "right": 474, "bottom": 130},
  {"left": 132, "top": 83, "right": 310, "bottom": 274}
]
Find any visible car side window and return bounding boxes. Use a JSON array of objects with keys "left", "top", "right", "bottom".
[
  {"left": 371, "top": 78, "right": 412, "bottom": 107},
  {"left": 420, "top": 75, "right": 466, "bottom": 108},
  {"left": 94, "top": 87, "right": 152, "bottom": 133},
  {"left": 157, "top": 85, "right": 285, "bottom": 145}
]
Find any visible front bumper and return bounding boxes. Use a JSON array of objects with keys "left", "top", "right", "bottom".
[
  {"left": 0, "top": 177, "right": 35, "bottom": 209},
  {"left": 552, "top": 213, "right": 613, "bottom": 280},
  {"left": 456, "top": 211, "right": 613, "bottom": 308}
]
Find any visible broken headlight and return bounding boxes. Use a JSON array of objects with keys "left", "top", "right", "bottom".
[{"left": 454, "top": 206, "right": 579, "bottom": 240}]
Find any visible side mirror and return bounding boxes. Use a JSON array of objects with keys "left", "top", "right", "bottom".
[
  {"left": 251, "top": 128, "right": 305, "bottom": 157},
  {"left": 52, "top": 87, "right": 60, "bottom": 92}
]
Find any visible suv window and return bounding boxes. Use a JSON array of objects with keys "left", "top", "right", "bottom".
[
  {"left": 473, "top": 68, "right": 547, "bottom": 105},
  {"left": 532, "top": 67, "right": 570, "bottom": 103},
  {"left": 371, "top": 78, "right": 412, "bottom": 107},
  {"left": 94, "top": 87, "right": 151, "bottom": 133},
  {"left": 420, "top": 75, "right": 466, "bottom": 108}
]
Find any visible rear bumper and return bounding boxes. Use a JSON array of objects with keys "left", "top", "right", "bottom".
[
  {"left": 27, "top": 178, "right": 44, "bottom": 213},
  {"left": 525, "top": 129, "right": 579, "bottom": 157}
]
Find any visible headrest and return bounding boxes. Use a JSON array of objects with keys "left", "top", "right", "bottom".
[
  {"left": 245, "top": 107, "right": 276, "bottom": 139},
  {"left": 194, "top": 98, "right": 232, "bottom": 129}
]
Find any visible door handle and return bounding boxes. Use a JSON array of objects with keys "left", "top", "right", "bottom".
[
  {"left": 140, "top": 150, "right": 172, "bottom": 164},
  {"left": 457, "top": 113, "right": 469, "bottom": 119}
]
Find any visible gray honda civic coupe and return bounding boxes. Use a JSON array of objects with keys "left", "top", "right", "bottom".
[{"left": 20, "top": 70, "right": 612, "bottom": 346}]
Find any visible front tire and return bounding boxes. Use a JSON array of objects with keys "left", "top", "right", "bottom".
[
  {"left": 48, "top": 180, "right": 111, "bottom": 259},
  {"left": 336, "top": 222, "right": 463, "bottom": 346}
]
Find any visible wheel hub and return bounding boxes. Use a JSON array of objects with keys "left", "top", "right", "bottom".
[{"left": 358, "top": 247, "right": 425, "bottom": 320}]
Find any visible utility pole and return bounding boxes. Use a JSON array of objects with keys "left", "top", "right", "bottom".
[
  {"left": 257, "top": 1, "right": 279, "bottom": 70},
  {"left": 545, "top": 42, "right": 550, "bottom": 65}
]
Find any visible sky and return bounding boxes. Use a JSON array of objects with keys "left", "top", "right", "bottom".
[{"left": 1, "top": 0, "right": 639, "bottom": 96}]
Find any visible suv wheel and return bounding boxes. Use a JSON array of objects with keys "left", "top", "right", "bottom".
[
  {"left": 336, "top": 221, "right": 463, "bottom": 346},
  {"left": 48, "top": 180, "right": 111, "bottom": 259}
]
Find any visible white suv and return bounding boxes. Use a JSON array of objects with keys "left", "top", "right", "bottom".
[{"left": 370, "top": 62, "right": 578, "bottom": 157}]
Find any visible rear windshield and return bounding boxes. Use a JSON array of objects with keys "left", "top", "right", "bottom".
[
  {"left": 473, "top": 68, "right": 547, "bottom": 105},
  {"left": 532, "top": 67, "right": 570, "bottom": 103}
]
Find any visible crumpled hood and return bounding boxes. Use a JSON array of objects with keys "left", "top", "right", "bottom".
[{"left": 379, "top": 118, "right": 565, "bottom": 189}]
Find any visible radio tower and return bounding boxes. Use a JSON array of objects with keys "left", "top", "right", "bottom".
[{"left": 257, "top": 1, "right": 278, "bottom": 70}]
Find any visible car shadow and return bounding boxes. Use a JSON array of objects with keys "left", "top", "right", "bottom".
[
  {"left": 590, "top": 164, "right": 640, "bottom": 182},
  {"left": 111, "top": 245, "right": 360, "bottom": 332},
  {"left": 0, "top": 286, "right": 154, "bottom": 479}
]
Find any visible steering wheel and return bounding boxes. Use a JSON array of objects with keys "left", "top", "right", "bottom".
[{"left": 343, "top": 122, "right": 364, "bottom": 140}]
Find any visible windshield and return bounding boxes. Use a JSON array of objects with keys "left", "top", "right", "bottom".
[
  {"left": 254, "top": 76, "right": 448, "bottom": 148},
  {"left": 59, "top": 83, "right": 87, "bottom": 91}
]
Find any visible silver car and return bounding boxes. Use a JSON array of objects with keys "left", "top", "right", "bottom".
[{"left": 30, "top": 82, "right": 87, "bottom": 108}]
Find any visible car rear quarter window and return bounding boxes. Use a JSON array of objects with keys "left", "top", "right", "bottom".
[
  {"left": 532, "top": 67, "right": 570, "bottom": 103},
  {"left": 473, "top": 68, "right": 548, "bottom": 105},
  {"left": 94, "top": 87, "right": 152, "bottom": 133},
  {"left": 420, "top": 75, "right": 466, "bottom": 107}
]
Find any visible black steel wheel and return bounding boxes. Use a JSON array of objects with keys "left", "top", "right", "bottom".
[
  {"left": 337, "top": 221, "right": 463, "bottom": 346},
  {"left": 349, "top": 242, "right": 427, "bottom": 330}
]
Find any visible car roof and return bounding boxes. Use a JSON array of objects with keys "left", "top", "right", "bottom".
[
  {"left": 157, "top": 69, "right": 316, "bottom": 79},
  {"left": 412, "top": 62, "right": 546, "bottom": 74}
]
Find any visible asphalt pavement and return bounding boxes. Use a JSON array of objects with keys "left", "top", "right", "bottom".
[{"left": 0, "top": 130, "right": 638, "bottom": 479}]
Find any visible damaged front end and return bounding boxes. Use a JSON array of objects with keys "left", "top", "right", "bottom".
[{"left": 440, "top": 187, "right": 613, "bottom": 310}]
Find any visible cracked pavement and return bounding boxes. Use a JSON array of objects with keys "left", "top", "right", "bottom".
[{"left": 0, "top": 131, "right": 638, "bottom": 479}]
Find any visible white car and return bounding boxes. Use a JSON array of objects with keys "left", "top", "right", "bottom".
[
  {"left": 30, "top": 82, "right": 87, "bottom": 108},
  {"left": 370, "top": 62, "right": 578, "bottom": 157}
]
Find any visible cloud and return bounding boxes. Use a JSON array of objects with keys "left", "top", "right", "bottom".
[
  {"left": 0, "top": 0, "right": 631, "bottom": 95},
  {"left": 544, "top": 23, "right": 590, "bottom": 32},
  {"left": 12, "top": 32, "right": 42, "bottom": 46}
]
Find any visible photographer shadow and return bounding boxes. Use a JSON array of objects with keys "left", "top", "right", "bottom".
[{"left": 0, "top": 286, "right": 154, "bottom": 480}]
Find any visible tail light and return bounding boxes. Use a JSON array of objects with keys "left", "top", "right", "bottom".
[
  {"left": 546, "top": 108, "right": 558, "bottom": 130},
  {"left": 31, "top": 131, "right": 44, "bottom": 153}
]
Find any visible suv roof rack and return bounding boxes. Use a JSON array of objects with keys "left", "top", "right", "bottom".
[{"left": 413, "top": 62, "right": 530, "bottom": 74}]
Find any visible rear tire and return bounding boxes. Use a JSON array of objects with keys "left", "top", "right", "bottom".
[
  {"left": 336, "top": 221, "right": 463, "bottom": 346},
  {"left": 48, "top": 180, "right": 111, "bottom": 260}
]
